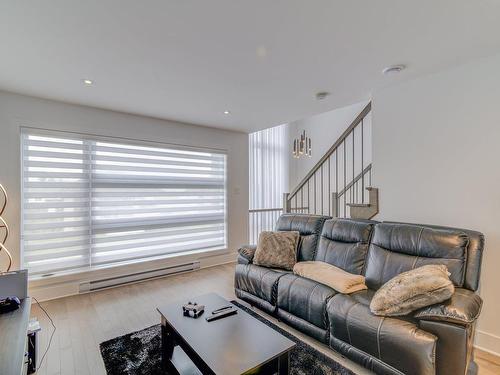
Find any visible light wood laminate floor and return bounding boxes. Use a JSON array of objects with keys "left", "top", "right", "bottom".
[{"left": 31, "top": 263, "right": 500, "bottom": 375}]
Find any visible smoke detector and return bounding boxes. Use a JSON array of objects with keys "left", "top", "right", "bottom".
[
  {"left": 382, "top": 65, "right": 406, "bottom": 75},
  {"left": 315, "top": 92, "right": 330, "bottom": 101}
]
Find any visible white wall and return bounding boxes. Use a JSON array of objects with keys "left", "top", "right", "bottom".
[
  {"left": 288, "top": 101, "right": 369, "bottom": 191},
  {"left": 0, "top": 91, "right": 248, "bottom": 299},
  {"left": 372, "top": 53, "right": 500, "bottom": 355}
]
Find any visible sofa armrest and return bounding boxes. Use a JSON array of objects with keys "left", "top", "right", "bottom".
[
  {"left": 237, "top": 245, "right": 257, "bottom": 265},
  {"left": 414, "top": 288, "right": 482, "bottom": 325}
]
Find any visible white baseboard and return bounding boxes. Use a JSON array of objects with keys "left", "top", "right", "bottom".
[
  {"left": 475, "top": 330, "right": 500, "bottom": 357},
  {"left": 29, "top": 250, "right": 238, "bottom": 302}
]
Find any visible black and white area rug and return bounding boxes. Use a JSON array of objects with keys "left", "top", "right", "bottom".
[{"left": 100, "top": 300, "right": 355, "bottom": 375}]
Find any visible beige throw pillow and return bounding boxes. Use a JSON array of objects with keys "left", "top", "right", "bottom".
[
  {"left": 253, "top": 231, "right": 300, "bottom": 270},
  {"left": 293, "top": 261, "right": 367, "bottom": 294},
  {"left": 370, "top": 264, "right": 455, "bottom": 316}
]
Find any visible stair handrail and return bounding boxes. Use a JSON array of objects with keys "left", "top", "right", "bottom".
[
  {"left": 336, "top": 164, "right": 372, "bottom": 199},
  {"left": 288, "top": 102, "right": 371, "bottom": 199}
]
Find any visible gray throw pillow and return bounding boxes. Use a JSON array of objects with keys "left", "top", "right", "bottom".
[
  {"left": 370, "top": 264, "right": 455, "bottom": 316},
  {"left": 253, "top": 231, "right": 300, "bottom": 270}
]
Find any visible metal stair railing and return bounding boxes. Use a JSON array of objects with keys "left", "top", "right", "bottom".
[{"left": 284, "top": 102, "right": 373, "bottom": 218}]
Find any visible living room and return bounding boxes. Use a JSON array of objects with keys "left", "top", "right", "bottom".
[{"left": 0, "top": 2, "right": 499, "bottom": 375}]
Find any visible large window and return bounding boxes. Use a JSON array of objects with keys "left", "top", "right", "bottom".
[{"left": 21, "top": 129, "right": 227, "bottom": 276}]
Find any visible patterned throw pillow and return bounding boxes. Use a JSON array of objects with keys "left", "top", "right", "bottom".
[
  {"left": 370, "top": 264, "right": 455, "bottom": 316},
  {"left": 253, "top": 231, "right": 300, "bottom": 270}
]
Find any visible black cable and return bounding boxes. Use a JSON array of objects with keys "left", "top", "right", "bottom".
[{"left": 32, "top": 296, "right": 56, "bottom": 370}]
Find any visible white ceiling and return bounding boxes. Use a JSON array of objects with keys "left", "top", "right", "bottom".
[{"left": 1, "top": 1, "right": 500, "bottom": 133}]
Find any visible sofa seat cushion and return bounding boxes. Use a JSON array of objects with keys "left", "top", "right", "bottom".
[
  {"left": 348, "top": 289, "right": 375, "bottom": 305},
  {"left": 327, "top": 293, "right": 437, "bottom": 375},
  {"left": 234, "top": 264, "right": 289, "bottom": 307},
  {"left": 277, "top": 273, "right": 337, "bottom": 330}
]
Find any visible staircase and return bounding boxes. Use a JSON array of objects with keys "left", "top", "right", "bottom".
[{"left": 284, "top": 102, "right": 378, "bottom": 219}]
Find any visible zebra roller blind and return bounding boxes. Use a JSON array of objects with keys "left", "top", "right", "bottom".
[{"left": 21, "top": 129, "right": 227, "bottom": 276}]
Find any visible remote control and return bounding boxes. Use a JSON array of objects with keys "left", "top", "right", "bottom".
[
  {"left": 212, "top": 305, "right": 233, "bottom": 314},
  {"left": 205, "top": 308, "right": 237, "bottom": 322}
]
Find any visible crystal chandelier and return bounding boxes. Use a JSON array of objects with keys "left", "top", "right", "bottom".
[{"left": 292, "top": 130, "right": 312, "bottom": 158}]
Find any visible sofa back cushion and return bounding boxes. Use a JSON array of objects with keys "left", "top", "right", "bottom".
[
  {"left": 384, "top": 222, "right": 485, "bottom": 291},
  {"left": 364, "top": 223, "right": 469, "bottom": 290},
  {"left": 315, "top": 219, "right": 376, "bottom": 274},
  {"left": 275, "top": 214, "right": 329, "bottom": 262}
]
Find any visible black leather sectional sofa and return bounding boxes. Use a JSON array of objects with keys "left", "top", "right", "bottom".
[{"left": 234, "top": 214, "right": 484, "bottom": 375}]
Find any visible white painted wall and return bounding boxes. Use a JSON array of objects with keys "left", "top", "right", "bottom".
[
  {"left": 288, "top": 101, "right": 369, "bottom": 191},
  {"left": 372, "top": 53, "right": 500, "bottom": 355},
  {"left": 0, "top": 91, "right": 248, "bottom": 299}
]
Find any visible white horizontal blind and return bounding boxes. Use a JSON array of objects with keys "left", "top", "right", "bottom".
[
  {"left": 90, "top": 141, "right": 226, "bottom": 267},
  {"left": 21, "top": 130, "right": 227, "bottom": 275},
  {"left": 22, "top": 134, "right": 92, "bottom": 274}
]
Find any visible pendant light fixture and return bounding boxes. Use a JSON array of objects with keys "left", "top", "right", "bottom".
[{"left": 292, "top": 130, "right": 312, "bottom": 159}]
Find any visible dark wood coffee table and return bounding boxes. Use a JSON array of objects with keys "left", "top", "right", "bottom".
[{"left": 157, "top": 293, "right": 295, "bottom": 374}]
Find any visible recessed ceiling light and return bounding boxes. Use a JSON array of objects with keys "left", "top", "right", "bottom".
[
  {"left": 382, "top": 65, "right": 406, "bottom": 75},
  {"left": 82, "top": 79, "right": 93, "bottom": 85},
  {"left": 315, "top": 92, "right": 330, "bottom": 101},
  {"left": 223, "top": 110, "right": 231, "bottom": 115},
  {"left": 256, "top": 45, "right": 268, "bottom": 58}
]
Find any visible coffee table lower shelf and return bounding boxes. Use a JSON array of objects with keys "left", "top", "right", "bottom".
[
  {"left": 164, "top": 346, "right": 202, "bottom": 375},
  {"left": 158, "top": 294, "right": 294, "bottom": 375},
  {"left": 161, "top": 316, "right": 291, "bottom": 375}
]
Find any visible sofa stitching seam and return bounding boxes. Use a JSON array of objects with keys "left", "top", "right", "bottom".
[
  {"left": 379, "top": 251, "right": 391, "bottom": 289},
  {"left": 259, "top": 269, "right": 273, "bottom": 301},
  {"left": 307, "top": 283, "right": 321, "bottom": 323},
  {"left": 344, "top": 243, "right": 352, "bottom": 271},
  {"left": 324, "top": 294, "right": 336, "bottom": 340},
  {"left": 412, "top": 227, "right": 425, "bottom": 270},
  {"left": 378, "top": 225, "right": 396, "bottom": 287},
  {"left": 376, "top": 317, "right": 385, "bottom": 360},
  {"left": 245, "top": 265, "right": 251, "bottom": 292},
  {"left": 360, "top": 224, "right": 375, "bottom": 275},
  {"left": 271, "top": 277, "right": 279, "bottom": 308},
  {"left": 345, "top": 302, "right": 359, "bottom": 345},
  {"left": 287, "top": 276, "right": 298, "bottom": 311}
]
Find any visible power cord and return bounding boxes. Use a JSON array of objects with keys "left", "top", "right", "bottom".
[{"left": 32, "top": 297, "right": 56, "bottom": 370}]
